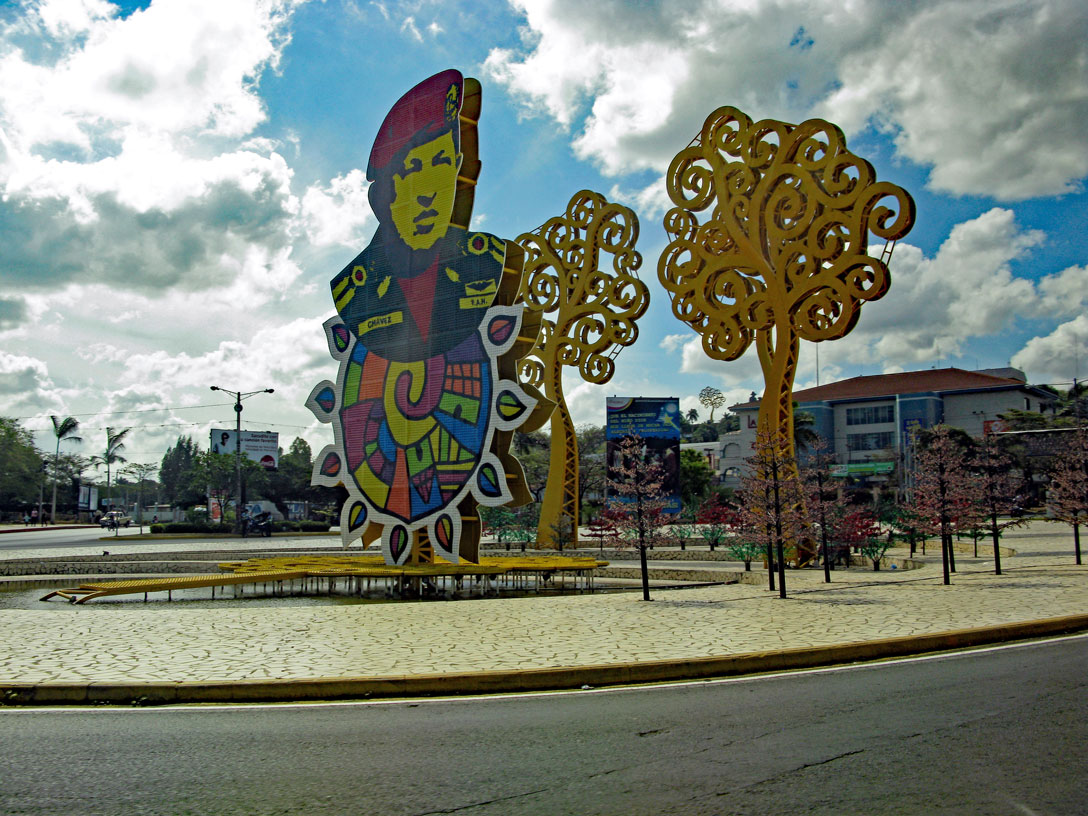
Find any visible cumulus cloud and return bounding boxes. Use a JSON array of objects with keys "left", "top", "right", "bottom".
[
  {"left": 300, "top": 169, "right": 373, "bottom": 248},
  {"left": 485, "top": 0, "right": 1088, "bottom": 199},
  {"left": 1036, "top": 264, "right": 1088, "bottom": 319},
  {"left": 0, "top": 350, "right": 67, "bottom": 417},
  {"left": 0, "top": 0, "right": 305, "bottom": 302},
  {"left": 849, "top": 208, "right": 1043, "bottom": 364},
  {"left": 1012, "top": 315, "right": 1088, "bottom": 385},
  {"left": 660, "top": 329, "right": 777, "bottom": 397},
  {"left": 656, "top": 208, "right": 1074, "bottom": 390},
  {"left": 1, "top": 170, "right": 299, "bottom": 297},
  {"left": 109, "top": 315, "right": 332, "bottom": 404},
  {"left": 1, "top": 0, "right": 299, "bottom": 150},
  {"left": 608, "top": 178, "right": 672, "bottom": 220},
  {"left": 48, "top": 314, "right": 338, "bottom": 459}
]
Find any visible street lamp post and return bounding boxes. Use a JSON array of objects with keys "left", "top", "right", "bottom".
[{"left": 210, "top": 386, "right": 274, "bottom": 534}]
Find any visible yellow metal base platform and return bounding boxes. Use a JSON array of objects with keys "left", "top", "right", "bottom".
[{"left": 40, "top": 555, "right": 608, "bottom": 604}]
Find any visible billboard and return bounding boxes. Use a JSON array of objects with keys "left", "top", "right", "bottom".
[
  {"left": 210, "top": 429, "right": 280, "bottom": 470},
  {"left": 78, "top": 484, "right": 98, "bottom": 511},
  {"left": 605, "top": 397, "right": 682, "bottom": 513}
]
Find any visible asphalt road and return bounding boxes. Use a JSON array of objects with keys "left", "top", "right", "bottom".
[
  {"left": 0, "top": 526, "right": 144, "bottom": 551},
  {"left": 2, "top": 635, "right": 1085, "bottom": 816}
]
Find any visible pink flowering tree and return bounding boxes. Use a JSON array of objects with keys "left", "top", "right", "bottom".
[
  {"left": 800, "top": 437, "right": 840, "bottom": 582},
  {"left": 972, "top": 432, "right": 1024, "bottom": 574},
  {"left": 1046, "top": 426, "right": 1088, "bottom": 565},
  {"left": 606, "top": 434, "right": 672, "bottom": 601},
  {"left": 696, "top": 493, "right": 735, "bottom": 553},
  {"left": 908, "top": 426, "right": 981, "bottom": 585},
  {"left": 733, "top": 430, "right": 807, "bottom": 597},
  {"left": 839, "top": 509, "right": 891, "bottom": 571}
]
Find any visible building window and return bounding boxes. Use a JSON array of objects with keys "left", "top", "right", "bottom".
[
  {"left": 846, "top": 405, "right": 895, "bottom": 425},
  {"left": 846, "top": 431, "right": 896, "bottom": 452}
]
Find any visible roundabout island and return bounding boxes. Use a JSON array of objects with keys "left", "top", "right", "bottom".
[{"left": 1, "top": 522, "right": 1085, "bottom": 706}]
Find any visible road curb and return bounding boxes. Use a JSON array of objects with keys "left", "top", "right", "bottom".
[
  {"left": 4, "top": 613, "right": 1087, "bottom": 706},
  {"left": 0, "top": 526, "right": 99, "bottom": 535}
]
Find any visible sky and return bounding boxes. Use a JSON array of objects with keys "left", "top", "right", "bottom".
[{"left": 1, "top": 0, "right": 1086, "bottom": 470}]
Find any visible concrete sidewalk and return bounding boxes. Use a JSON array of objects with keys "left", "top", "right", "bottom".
[{"left": 0, "top": 520, "right": 1085, "bottom": 705}]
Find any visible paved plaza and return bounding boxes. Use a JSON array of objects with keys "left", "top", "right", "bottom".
[{"left": 0, "top": 521, "right": 1085, "bottom": 702}]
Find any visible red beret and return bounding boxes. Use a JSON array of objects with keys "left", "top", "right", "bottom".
[{"left": 367, "top": 69, "right": 463, "bottom": 179}]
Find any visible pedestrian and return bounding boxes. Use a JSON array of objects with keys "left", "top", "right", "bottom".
[
  {"left": 31, "top": 508, "right": 38, "bottom": 525},
  {"left": 23, "top": 513, "right": 30, "bottom": 527}
]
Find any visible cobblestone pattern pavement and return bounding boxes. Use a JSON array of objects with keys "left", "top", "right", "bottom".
[{"left": 0, "top": 522, "right": 1084, "bottom": 685}]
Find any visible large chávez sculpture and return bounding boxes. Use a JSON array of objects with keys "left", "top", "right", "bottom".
[{"left": 308, "top": 70, "right": 548, "bottom": 566}]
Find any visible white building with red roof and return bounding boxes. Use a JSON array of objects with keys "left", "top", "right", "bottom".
[{"left": 710, "top": 367, "right": 1056, "bottom": 490}]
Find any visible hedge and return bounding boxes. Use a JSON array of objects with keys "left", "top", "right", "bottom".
[
  {"left": 148, "top": 522, "right": 229, "bottom": 534},
  {"left": 146, "top": 520, "right": 331, "bottom": 535},
  {"left": 271, "top": 520, "right": 331, "bottom": 533}
]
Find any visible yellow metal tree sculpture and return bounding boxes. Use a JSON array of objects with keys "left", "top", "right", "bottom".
[
  {"left": 659, "top": 106, "right": 915, "bottom": 546},
  {"left": 517, "top": 190, "right": 650, "bottom": 547}
]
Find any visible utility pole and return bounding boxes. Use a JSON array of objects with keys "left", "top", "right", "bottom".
[{"left": 210, "top": 386, "right": 274, "bottom": 534}]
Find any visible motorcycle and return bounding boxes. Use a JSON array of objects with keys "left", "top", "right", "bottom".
[{"left": 243, "top": 511, "right": 273, "bottom": 538}]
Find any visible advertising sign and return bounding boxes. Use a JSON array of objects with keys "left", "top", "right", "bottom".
[
  {"left": 78, "top": 484, "right": 98, "bottom": 511},
  {"left": 830, "top": 462, "right": 895, "bottom": 477},
  {"left": 605, "top": 397, "right": 682, "bottom": 513},
  {"left": 210, "top": 429, "right": 280, "bottom": 470}
]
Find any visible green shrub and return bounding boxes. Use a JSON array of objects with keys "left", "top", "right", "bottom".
[
  {"left": 268, "top": 520, "right": 332, "bottom": 533},
  {"left": 155, "top": 521, "right": 226, "bottom": 534}
]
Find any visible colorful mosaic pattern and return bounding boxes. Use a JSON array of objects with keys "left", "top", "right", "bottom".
[{"left": 307, "top": 70, "right": 540, "bottom": 565}]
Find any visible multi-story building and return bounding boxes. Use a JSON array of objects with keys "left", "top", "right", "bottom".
[{"left": 698, "top": 367, "right": 1056, "bottom": 490}]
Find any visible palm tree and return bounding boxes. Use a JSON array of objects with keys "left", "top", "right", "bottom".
[
  {"left": 91, "top": 426, "right": 131, "bottom": 512},
  {"left": 793, "top": 403, "right": 820, "bottom": 451},
  {"left": 686, "top": 407, "right": 699, "bottom": 423},
  {"left": 49, "top": 416, "right": 82, "bottom": 523}
]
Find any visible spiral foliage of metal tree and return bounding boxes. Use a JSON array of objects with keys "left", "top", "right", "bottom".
[
  {"left": 659, "top": 107, "right": 916, "bottom": 527},
  {"left": 517, "top": 190, "right": 649, "bottom": 547}
]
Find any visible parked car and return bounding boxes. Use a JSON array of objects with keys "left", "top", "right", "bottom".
[{"left": 99, "top": 510, "right": 132, "bottom": 528}]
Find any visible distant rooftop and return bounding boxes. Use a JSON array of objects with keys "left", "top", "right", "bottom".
[{"left": 733, "top": 367, "right": 1043, "bottom": 409}]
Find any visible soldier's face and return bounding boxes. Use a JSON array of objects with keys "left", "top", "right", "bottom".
[{"left": 391, "top": 130, "right": 460, "bottom": 250}]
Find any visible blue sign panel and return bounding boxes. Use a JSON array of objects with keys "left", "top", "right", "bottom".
[{"left": 605, "top": 397, "right": 682, "bottom": 513}]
